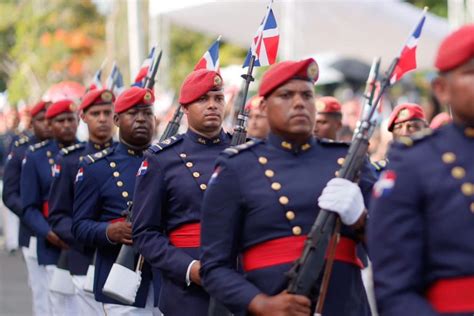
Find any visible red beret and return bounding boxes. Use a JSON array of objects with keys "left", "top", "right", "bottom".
[
  {"left": 429, "top": 112, "right": 452, "bottom": 129},
  {"left": 30, "top": 101, "right": 49, "bottom": 117},
  {"left": 435, "top": 24, "right": 474, "bottom": 72},
  {"left": 388, "top": 103, "right": 426, "bottom": 132},
  {"left": 259, "top": 58, "right": 319, "bottom": 98},
  {"left": 45, "top": 99, "right": 76, "bottom": 119},
  {"left": 114, "top": 87, "right": 154, "bottom": 114},
  {"left": 315, "top": 96, "right": 341, "bottom": 114},
  {"left": 244, "top": 95, "right": 263, "bottom": 112},
  {"left": 80, "top": 89, "right": 115, "bottom": 111},
  {"left": 179, "top": 69, "right": 223, "bottom": 105}
]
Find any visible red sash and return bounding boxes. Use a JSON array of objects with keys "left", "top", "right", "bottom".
[
  {"left": 42, "top": 201, "right": 49, "bottom": 218},
  {"left": 242, "top": 235, "right": 363, "bottom": 272},
  {"left": 426, "top": 276, "right": 474, "bottom": 313},
  {"left": 169, "top": 223, "right": 201, "bottom": 248}
]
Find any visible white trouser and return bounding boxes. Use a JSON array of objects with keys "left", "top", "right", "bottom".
[
  {"left": 71, "top": 275, "right": 104, "bottom": 315},
  {"left": 2, "top": 206, "right": 19, "bottom": 251},
  {"left": 45, "top": 265, "right": 80, "bottom": 316},
  {"left": 103, "top": 285, "right": 161, "bottom": 316},
  {"left": 22, "top": 240, "right": 51, "bottom": 316}
]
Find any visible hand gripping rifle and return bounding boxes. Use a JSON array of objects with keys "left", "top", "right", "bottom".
[
  {"left": 103, "top": 49, "right": 163, "bottom": 304},
  {"left": 286, "top": 57, "right": 398, "bottom": 314}
]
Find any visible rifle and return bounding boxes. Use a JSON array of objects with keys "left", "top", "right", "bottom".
[
  {"left": 286, "top": 57, "right": 398, "bottom": 311},
  {"left": 160, "top": 105, "right": 184, "bottom": 141}
]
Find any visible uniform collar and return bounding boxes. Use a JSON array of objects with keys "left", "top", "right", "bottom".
[
  {"left": 186, "top": 128, "right": 227, "bottom": 146},
  {"left": 87, "top": 139, "right": 113, "bottom": 152},
  {"left": 116, "top": 142, "right": 144, "bottom": 157},
  {"left": 267, "top": 133, "right": 315, "bottom": 154}
]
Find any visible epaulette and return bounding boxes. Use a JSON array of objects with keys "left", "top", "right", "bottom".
[
  {"left": 222, "top": 139, "right": 261, "bottom": 157},
  {"left": 83, "top": 147, "right": 114, "bottom": 164},
  {"left": 371, "top": 158, "right": 389, "bottom": 172},
  {"left": 148, "top": 134, "right": 184, "bottom": 154},
  {"left": 28, "top": 140, "right": 50, "bottom": 152},
  {"left": 14, "top": 135, "right": 30, "bottom": 148},
  {"left": 60, "top": 142, "right": 86, "bottom": 156},
  {"left": 394, "top": 128, "right": 435, "bottom": 148},
  {"left": 318, "top": 138, "right": 350, "bottom": 147}
]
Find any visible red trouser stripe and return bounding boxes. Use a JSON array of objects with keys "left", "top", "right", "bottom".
[
  {"left": 242, "top": 235, "right": 363, "bottom": 272},
  {"left": 169, "top": 223, "right": 201, "bottom": 248},
  {"left": 426, "top": 276, "right": 474, "bottom": 313}
]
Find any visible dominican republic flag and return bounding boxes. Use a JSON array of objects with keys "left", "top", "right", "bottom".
[
  {"left": 390, "top": 8, "right": 427, "bottom": 84},
  {"left": 243, "top": 3, "right": 279, "bottom": 68},
  {"left": 106, "top": 63, "right": 125, "bottom": 96},
  {"left": 134, "top": 47, "right": 156, "bottom": 87},
  {"left": 373, "top": 170, "right": 397, "bottom": 198},
  {"left": 52, "top": 164, "right": 61, "bottom": 177},
  {"left": 89, "top": 68, "right": 103, "bottom": 91},
  {"left": 194, "top": 36, "right": 221, "bottom": 71},
  {"left": 137, "top": 160, "right": 149, "bottom": 176},
  {"left": 75, "top": 167, "right": 84, "bottom": 183}
]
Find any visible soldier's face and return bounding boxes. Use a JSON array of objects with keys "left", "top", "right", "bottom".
[
  {"left": 31, "top": 111, "right": 51, "bottom": 140},
  {"left": 262, "top": 79, "right": 315, "bottom": 138},
  {"left": 81, "top": 103, "right": 114, "bottom": 142},
  {"left": 184, "top": 90, "right": 225, "bottom": 134},
  {"left": 314, "top": 113, "right": 342, "bottom": 140},
  {"left": 391, "top": 119, "right": 427, "bottom": 140},
  {"left": 115, "top": 105, "right": 155, "bottom": 147},
  {"left": 49, "top": 112, "right": 78, "bottom": 143},
  {"left": 433, "top": 58, "right": 474, "bottom": 125},
  {"left": 247, "top": 107, "right": 270, "bottom": 139}
]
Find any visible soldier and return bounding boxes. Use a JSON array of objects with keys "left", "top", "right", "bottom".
[
  {"left": 246, "top": 95, "right": 270, "bottom": 139},
  {"left": 200, "top": 59, "right": 376, "bottom": 316},
  {"left": 372, "top": 103, "right": 428, "bottom": 173},
  {"left": 313, "top": 96, "right": 343, "bottom": 140},
  {"left": 3, "top": 100, "right": 51, "bottom": 316},
  {"left": 48, "top": 89, "right": 116, "bottom": 314},
  {"left": 20, "top": 99, "right": 79, "bottom": 315},
  {"left": 132, "top": 69, "right": 231, "bottom": 316},
  {"left": 368, "top": 24, "right": 474, "bottom": 315},
  {"left": 72, "top": 87, "right": 158, "bottom": 315}
]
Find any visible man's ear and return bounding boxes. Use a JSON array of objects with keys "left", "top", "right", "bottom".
[
  {"left": 431, "top": 76, "right": 449, "bottom": 106},
  {"left": 113, "top": 113, "right": 120, "bottom": 128},
  {"left": 260, "top": 98, "right": 268, "bottom": 114},
  {"left": 181, "top": 104, "right": 189, "bottom": 115}
]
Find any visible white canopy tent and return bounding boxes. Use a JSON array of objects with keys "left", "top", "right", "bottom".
[{"left": 150, "top": 0, "right": 450, "bottom": 70}]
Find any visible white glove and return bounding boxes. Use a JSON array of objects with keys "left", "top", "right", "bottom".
[{"left": 318, "top": 178, "right": 365, "bottom": 225}]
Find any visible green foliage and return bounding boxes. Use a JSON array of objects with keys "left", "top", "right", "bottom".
[
  {"left": 405, "top": 0, "right": 447, "bottom": 17},
  {"left": 1, "top": 0, "right": 105, "bottom": 105}
]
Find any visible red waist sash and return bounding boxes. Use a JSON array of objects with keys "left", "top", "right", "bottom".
[
  {"left": 242, "top": 235, "right": 363, "bottom": 272},
  {"left": 42, "top": 201, "right": 49, "bottom": 218},
  {"left": 169, "top": 223, "right": 201, "bottom": 248},
  {"left": 426, "top": 276, "right": 474, "bottom": 313},
  {"left": 109, "top": 217, "right": 125, "bottom": 223}
]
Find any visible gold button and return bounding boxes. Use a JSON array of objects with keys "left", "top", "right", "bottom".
[
  {"left": 109, "top": 162, "right": 117, "bottom": 168},
  {"left": 286, "top": 211, "right": 295, "bottom": 220},
  {"left": 442, "top": 152, "right": 456, "bottom": 164},
  {"left": 271, "top": 182, "right": 281, "bottom": 190},
  {"left": 49, "top": 158, "right": 54, "bottom": 165},
  {"left": 335, "top": 171, "right": 340, "bottom": 177},
  {"left": 46, "top": 151, "right": 52, "bottom": 157},
  {"left": 465, "top": 127, "right": 474, "bottom": 138},
  {"left": 117, "top": 181, "right": 124, "bottom": 187},
  {"left": 471, "top": 202, "right": 474, "bottom": 213},
  {"left": 200, "top": 184, "right": 207, "bottom": 190},
  {"left": 337, "top": 157, "right": 345, "bottom": 166},
  {"left": 265, "top": 169, "right": 274, "bottom": 178},
  {"left": 258, "top": 157, "right": 268, "bottom": 165},
  {"left": 113, "top": 171, "right": 120, "bottom": 177},
  {"left": 180, "top": 153, "right": 187, "bottom": 158},
  {"left": 281, "top": 141, "right": 292, "bottom": 149},
  {"left": 451, "top": 167, "right": 465, "bottom": 179},
  {"left": 186, "top": 162, "right": 193, "bottom": 168},
  {"left": 193, "top": 172, "right": 200, "bottom": 178},
  {"left": 279, "top": 196, "right": 289, "bottom": 205},
  {"left": 128, "top": 149, "right": 135, "bottom": 155},
  {"left": 292, "top": 226, "right": 302, "bottom": 235},
  {"left": 301, "top": 143, "right": 311, "bottom": 151},
  {"left": 399, "top": 137, "right": 413, "bottom": 147},
  {"left": 94, "top": 144, "right": 100, "bottom": 149},
  {"left": 122, "top": 191, "right": 129, "bottom": 198},
  {"left": 461, "top": 183, "right": 473, "bottom": 196}
]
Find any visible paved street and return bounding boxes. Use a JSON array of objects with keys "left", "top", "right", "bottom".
[{"left": 0, "top": 243, "right": 32, "bottom": 316}]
